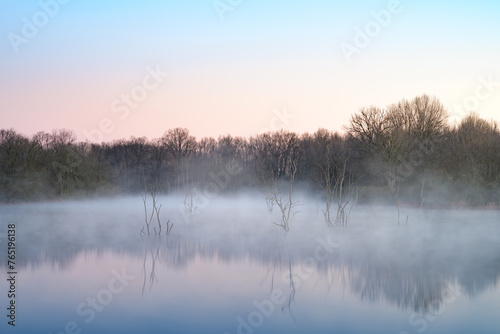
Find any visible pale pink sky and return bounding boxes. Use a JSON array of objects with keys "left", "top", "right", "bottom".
[{"left": 1, "top": 1, "right": 499, "bottom": 142}]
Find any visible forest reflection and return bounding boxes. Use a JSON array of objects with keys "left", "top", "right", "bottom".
[{"left": 4, "top": 213, "right": 499, "bottom": 315}]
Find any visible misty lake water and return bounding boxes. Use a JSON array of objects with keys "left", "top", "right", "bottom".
[{"left": 1, "top": 194, "right": 499, "bottom": 334}]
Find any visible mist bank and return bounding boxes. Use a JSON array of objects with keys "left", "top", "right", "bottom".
[
  {"left": 1, "top": 195, "right": 499, "bottom": 313},
  {"left": 1, "top": 95, "right": 499, "bottom": 206}
]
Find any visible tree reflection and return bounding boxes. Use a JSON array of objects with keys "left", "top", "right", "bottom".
[
  {"left": 141, "top": 236, "right": 162, "bottom": 296},
  {"left": 4, "top": 214, "right": 500, "bottom": 314}
]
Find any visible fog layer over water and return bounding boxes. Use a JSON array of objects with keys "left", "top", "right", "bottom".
[{"left": 1, "top": 192, "right": 499, "bottom": 334}]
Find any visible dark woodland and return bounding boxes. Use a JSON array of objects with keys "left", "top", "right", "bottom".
[{"left": 2, "top": 95, "right": 499, "bottom": 206}]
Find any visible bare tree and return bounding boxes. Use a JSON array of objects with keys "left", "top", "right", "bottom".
[
  {"left": 311, "top": 129, "right": 356, "bottom": 226},
  {"left": 183, "top": 188, "right": 198, "bottom": 214},
  {"left": 255, "top": 130, "right": 300, "bottom": 231},
  {"left": 446, "top": 113, "right": 500, "bottom": 205},
  {"left": 161, "top": 128, "right": 196, "bottom": 190},
  {"left": 346, "top": 106, "right": 406, "bottom": 223},
  {"left": 141, "top": 182, "right": 173, "bottom": 236},
  {"left": 262, "top": 161, "right": 299, "bottom": 232},
  {"left": 148, "top": 138, "right": 167, "bottom": 190},
  {"left": 390, "top": 95, "right": 448, "bottom": 208}
]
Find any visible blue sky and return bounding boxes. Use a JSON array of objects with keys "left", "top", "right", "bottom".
[{"left": 1, "top": 0, "right": 499, "bottom": 141}]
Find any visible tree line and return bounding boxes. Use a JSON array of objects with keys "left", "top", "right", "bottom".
[{"left": 1, "top": 95, "right": 499, "bottom": 206}]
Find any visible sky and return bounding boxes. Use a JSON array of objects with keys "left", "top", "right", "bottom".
[{"left": 1, "top": 0, "right": 499, "bottom": 143}]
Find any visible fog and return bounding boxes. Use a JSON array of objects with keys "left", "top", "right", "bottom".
[
  {"left": 3, "top": 108, "right": 500, "bottom": 210},
  {"left": 2, "top": 191, "right": 499, "bottom": 316}
]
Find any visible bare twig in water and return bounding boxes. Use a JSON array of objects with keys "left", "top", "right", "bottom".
[
  {"left": 142, "top": 193, "right": 152, "bottom": 236},
  {"left": 142, "top": 180, "right": 173, "bottom": 237},
  {"left": 263, "top": 161, "right": 299, "bottom": 232},
  {"left": 165, "top": 219, "right": 174, "bottom": 235}
]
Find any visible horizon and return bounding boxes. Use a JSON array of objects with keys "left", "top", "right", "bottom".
[
  {"left": 1, "top": 102, "right": 496, "bottom": 144},
  {"left": 1, "top": 1, "right": 499, "bottom": 143}
]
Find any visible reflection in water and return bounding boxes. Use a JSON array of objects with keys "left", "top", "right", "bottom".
[
  {"left": 284, "top": 259, "right": 297, "bottom": 323},
  {"left": 347, "top": 262, "right": 462, "bottom": 313},
  {"left": 141, "top": 236, "right": 162, "bottom": 296},
  {"left": 1, "top": 197, "right": 500, "bottom": 316}
]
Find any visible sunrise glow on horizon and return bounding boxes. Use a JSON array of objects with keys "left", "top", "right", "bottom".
[{"left": 1, "top": 0, "right": 499, "bottom": 142}]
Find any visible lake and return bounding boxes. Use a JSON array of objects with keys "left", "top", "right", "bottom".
[{"left": 1, "top": 193, "right": 499, "bottom": 334}]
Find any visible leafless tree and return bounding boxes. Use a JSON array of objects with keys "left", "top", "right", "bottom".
[
  {"left": 161, "top": 128, "right": 196, "bottom": 190},
  {"left": 347, "top": 96, "right": 447, "bottom": 223},
  {"left": 262, "top": 161, "right": 299, "bottom": 232},
  {"left": 141, "top": 182, "right": 173, "bottom": 236},
  {"left": 254, "top": 130, "right": 300, "bottom": 231},
  {"left": 311, "top": 129, "right": 356, "bottom": 226}
]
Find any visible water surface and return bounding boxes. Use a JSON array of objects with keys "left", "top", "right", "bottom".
[{"left": 1, "top": 195, "right": 499, "bottom": 334}]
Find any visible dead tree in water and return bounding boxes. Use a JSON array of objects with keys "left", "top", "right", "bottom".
[
  {"left": 261, "top": 161, "right": 299, "bottom": 232},
  {"left": 334, "top": 159, "right": 357, "bottom": 227},
  {"left": 141, "top": 191, "right": 153, "bottom": 236},
  {"left": 311, "top": 130, "right": 356, "bottom": 227},
  {"left": 142, "top": 182, "right": 173, "bottom": 236},
  {"left": 254, "top": 131, "right": 300, "bottom": 232}
]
